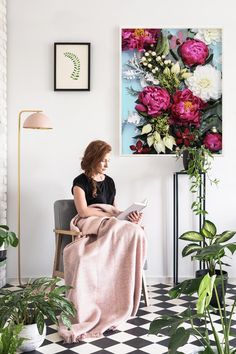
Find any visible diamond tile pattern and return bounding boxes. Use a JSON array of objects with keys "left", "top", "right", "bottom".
[{"left": 3, "top": 282, "right": 236, "bottom": 353}]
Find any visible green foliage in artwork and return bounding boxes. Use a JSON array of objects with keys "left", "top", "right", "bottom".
[{"left": 64, "top": 52, "right": 81, "bottom": 80}]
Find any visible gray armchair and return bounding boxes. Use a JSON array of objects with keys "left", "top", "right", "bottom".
[{"left": 53, "top": 199, "right": 149, "bottom": 306}]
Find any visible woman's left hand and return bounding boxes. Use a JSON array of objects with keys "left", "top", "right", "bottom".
[{"left": 128, "top": 211, "right": 143, "bottom": 224}]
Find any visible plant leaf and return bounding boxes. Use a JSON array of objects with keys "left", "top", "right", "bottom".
[
  {"left": 216, "top": 231, "right": 236, "bottom": 243},
  {"left": 202, "top": 220, "right": 217, "bottom": 237},
  {"left": 149, "top": 317, "right": 173, "bottom": 335},
  {"left": 0, "top": 225, "right": 9, "bottom": 230},
  {"left": 200, "top": 227, "right": 213, "bottom": 239},
  {"left": 226, "top": 243, "right": 236, "bottom": 255},
  {"left": 197, "top": 274, "right": 216, "bottom": 314},
  {"left": 179, "top": 231, "right": 203, "bottom": 242},
  {"left": 36, "top": 311, "right": 45, "bottom": 335},
  {"left": 169, "top": 277, "right": 204, "bottom": 298},
  {"left": 61, "top": 313, "right": 72, "bottom": 329},
  {"left": 8, "top": 232, "right": 19, "bottom": 247},
  {"left": 168, "top": 327, "right": 190, "bottom": 352},
  {"left": 182, "top": 243, "right": 202, "bottom": 257}
]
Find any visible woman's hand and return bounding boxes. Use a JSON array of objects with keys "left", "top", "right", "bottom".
[{"left": 128, "top": 211, "right": 143, "bottom": 224}]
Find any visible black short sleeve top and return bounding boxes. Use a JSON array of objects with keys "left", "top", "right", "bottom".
[{"left": 72, "top": 173, "right": 116, "bottom": 206}]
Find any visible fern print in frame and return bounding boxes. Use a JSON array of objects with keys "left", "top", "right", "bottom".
[
  {"left": 63, "top": 52, "right": 81, "bottom": 80},
  {"left": 54, "top": 42, "right": 90, "bottom": 91}
]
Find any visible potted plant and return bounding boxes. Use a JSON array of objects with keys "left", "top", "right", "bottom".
[
  {"left": 0, "top": 277, "right": 76, "bottom": 352},
  {"left": 180, "top": 219, "right": 235, "bottom": 306},
  {"left": 149, "top": 220, "right": 236, "bottom": 353},
  {"left": 0, "top": 225, "right": 18, "bottom": 288},
  {"left": 0, "top": 324, "right": 25, "bottom": 354}
]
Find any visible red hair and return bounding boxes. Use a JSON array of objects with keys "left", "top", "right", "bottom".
[{"left": 81, "top": 140, "right": 112, "bottom": 197}]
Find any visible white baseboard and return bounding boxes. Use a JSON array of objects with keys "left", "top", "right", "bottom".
[
  {"left": 145, "top": 276, "right": 236, "bottom": 286},
  {"left": 7, "top": 276, "right": 236, "bottom": 286}
]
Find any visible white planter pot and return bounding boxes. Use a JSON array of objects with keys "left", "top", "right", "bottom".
[{"left": 18, "top": 323, "right": 46, "bottom": 352}]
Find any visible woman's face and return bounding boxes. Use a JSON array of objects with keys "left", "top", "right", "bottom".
[{"left": 96, "top": 153, "right": 110, "bottom": 174}]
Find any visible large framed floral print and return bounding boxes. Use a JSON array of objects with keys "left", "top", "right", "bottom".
[{"left": 120, "top": 28, "right": 222, "bottom": 155}]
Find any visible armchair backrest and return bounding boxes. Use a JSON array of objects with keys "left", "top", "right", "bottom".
[
  {"left": 53, "top": 199, "right": 77, "bottom": 275},
  {"left": 54, "top": 199, "right": 77, "bottom": 230}
]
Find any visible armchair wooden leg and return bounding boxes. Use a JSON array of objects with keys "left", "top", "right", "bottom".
[{"left": 142, "top": 273, "right": 149, "bottom": 307}]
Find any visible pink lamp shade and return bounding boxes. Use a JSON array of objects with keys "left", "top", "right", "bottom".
[{"left": 23, "top": 112, "right": 53, "bottom": 129}]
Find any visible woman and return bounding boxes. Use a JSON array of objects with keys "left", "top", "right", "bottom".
[
  {"left": 72, "top": 140, "right": 142, "bottom": 222},
  {"left": 59, "top": 140, "right": 147, "bottom": 342}
]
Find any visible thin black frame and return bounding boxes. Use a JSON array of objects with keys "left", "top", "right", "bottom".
[{"left": 54, "top": 42, "right": 91, "bottom": 91}]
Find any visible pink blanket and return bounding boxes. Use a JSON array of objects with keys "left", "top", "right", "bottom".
[{"left": 58, "top": 203, "right": 147, "bottom": 342}]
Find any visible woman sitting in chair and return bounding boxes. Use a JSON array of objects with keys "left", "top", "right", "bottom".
[
  {"left": 72, "top": 140, "right": 142, "bottom": 222},
  {"left": 59, "top": 140, "right": 147, "bottom": 342}
]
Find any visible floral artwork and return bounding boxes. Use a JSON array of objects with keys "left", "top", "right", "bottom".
[{"left": 121, "top": 28, "right": 222, "bottom": 155}]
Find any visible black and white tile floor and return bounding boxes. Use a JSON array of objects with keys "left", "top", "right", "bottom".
[{"left": 5, "top": 281, "right": 236, "bottom": 353}]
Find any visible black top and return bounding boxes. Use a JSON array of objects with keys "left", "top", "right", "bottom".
[{"left": 72, "top": 173, "right": 116, "bottom": 206}]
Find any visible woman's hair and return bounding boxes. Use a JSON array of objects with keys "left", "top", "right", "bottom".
[{"left": 81, "top": 140, "right": 112, "bottom": 197}]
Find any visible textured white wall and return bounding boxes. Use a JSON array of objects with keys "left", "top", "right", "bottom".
[
  {"left": 7, "top": 0, "right": 236, "bottom": 281},
  {"left": 0, "top": 0, "right": 6, "bottom": 225}
]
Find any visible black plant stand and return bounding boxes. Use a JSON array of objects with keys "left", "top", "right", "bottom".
[{"left": 173, "top": 171, "right": 206, "bottom": 285}]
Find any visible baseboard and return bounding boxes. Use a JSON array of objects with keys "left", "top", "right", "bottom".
[
  {"left": 146, "top": 276, "right": 236, "bottom": 285},
  {"left": 7, "top": 276, "right": 236, "bottom": 286}
]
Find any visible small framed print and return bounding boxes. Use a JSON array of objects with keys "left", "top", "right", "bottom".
[{"left": 54, "top": 42, "right": 90, "bottom": 91}]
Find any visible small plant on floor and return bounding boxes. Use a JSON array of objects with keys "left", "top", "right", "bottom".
[
  {"left": 0, "top": 323, "right": 25, "bottom": 354},
  {"left": 0, "top": 277, "right": 76, "bottom": 335},
  {"left": 149, "top": 220, "right": 236, "bottom": 353}
]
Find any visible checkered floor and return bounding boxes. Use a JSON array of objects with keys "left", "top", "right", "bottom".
[{"left": 4, "top": 281, "right": 236, "bottom": 353}]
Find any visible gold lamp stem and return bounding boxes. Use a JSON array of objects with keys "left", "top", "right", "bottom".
[{"left": 17, "top": 109, "right": 42, "bottom": 286}]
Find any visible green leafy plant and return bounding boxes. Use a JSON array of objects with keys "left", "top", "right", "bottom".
[
  {"left": 0, "top": 225, "right": 18, "bottom": 248},
  {"left": 177, "top": 145, "right": 219, "bottom": 215},
  {"left": 149, "top": 220, "right": 236, "bottom": 353},
  {"left": 180, "top": 219, "right": 236, "bottom": 276},
  {"left": 0, "top": 323, "right": 25, "bottom": 354},
  {"left": 0, "top": 277, "right": 76, "bottom": 335}
]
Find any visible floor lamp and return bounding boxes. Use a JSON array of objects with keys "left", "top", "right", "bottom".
[{"left": 18, "top": 110, "right": 53, "bottom": 286}]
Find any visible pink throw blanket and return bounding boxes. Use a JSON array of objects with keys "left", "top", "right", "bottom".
[{"left": 58, "top": 203, "right": 147, "bottom": 342}]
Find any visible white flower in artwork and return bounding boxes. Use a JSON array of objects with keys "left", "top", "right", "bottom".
[
  {"left": 185, "top": 64, "right": 222, "bottom": 101},
  {"left": 195, "top": 29, "right": 222, "bottom": 45},
  {"left": 140, "top": 72, "right": 159, "bottom": 87},
  {"left": 127, "top": 112, "right": 141, "bottom": 125}
]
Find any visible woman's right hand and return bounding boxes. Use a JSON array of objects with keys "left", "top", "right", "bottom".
[{"left": 128, "top": 211, "right": 143, "bottom": 224}]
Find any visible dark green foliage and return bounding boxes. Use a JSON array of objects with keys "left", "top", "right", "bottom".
[
  {"left": 0, "top": 324, "right": 25, "bottom": 354},
  {"left": 0, "top": 225, "right": 18, "bottom": 248},
  {"left": 180, "top": 219, "right": 236, "bottom": 276},
  {"left": 149, "top": 220, "right": 236, "bottom": 353},
  {"left": 0, "top": 277, "right": 76, "bottom": 335}
]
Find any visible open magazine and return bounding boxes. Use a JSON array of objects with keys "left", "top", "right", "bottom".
[{"left": 117, "top": 199, "right": 148, "bottom": 221}]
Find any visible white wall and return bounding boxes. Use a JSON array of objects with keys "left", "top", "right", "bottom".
[
  {"left": 0, "top": 0, "right": 7, "bottom": 225},
  {"left": 7, "top": 0, "right": 236, "bottom": 282}
]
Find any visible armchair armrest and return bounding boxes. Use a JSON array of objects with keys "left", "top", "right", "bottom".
[{"left": 53, "top": 229, "right": 82, "bottom": 237}]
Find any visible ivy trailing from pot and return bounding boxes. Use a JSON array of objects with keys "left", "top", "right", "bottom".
[{"left": 176, "top": 145, "right": 219, "bottom": 215}]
